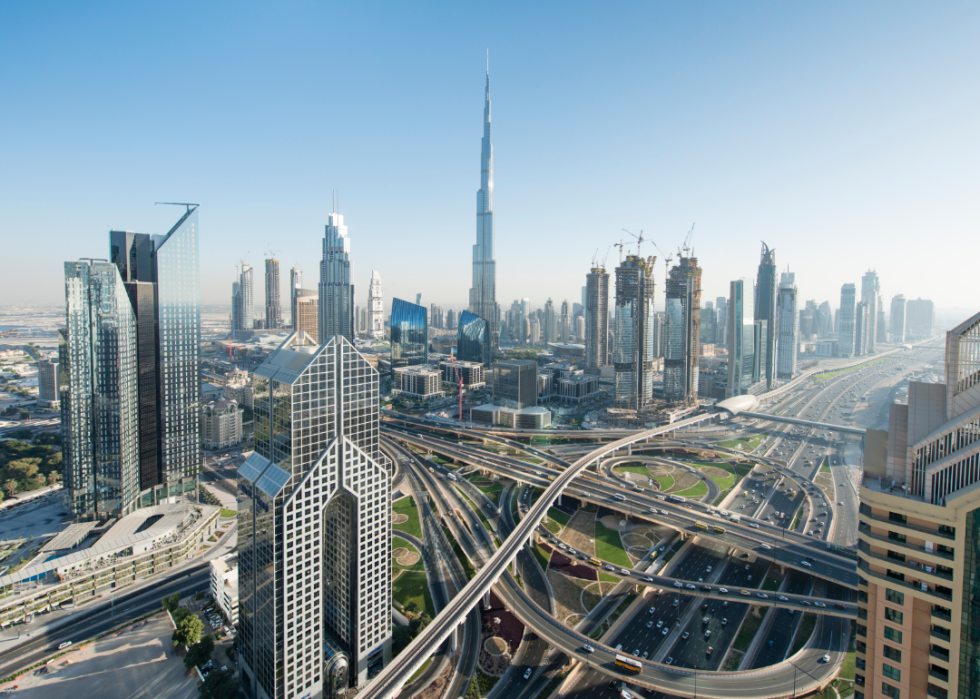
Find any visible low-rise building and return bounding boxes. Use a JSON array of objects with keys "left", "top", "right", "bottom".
[
  {"left": 439, "top": 360, "right": 485, "bottom": 388},
  {"left": 470, "top": 404, "right": 551, "bottom": 429},
  {"left": 394, "top": 365, "right": 444, "bottom": 400},
  {"left": 210, "top": 553, "right": 239, "bottom": 625},
  {"left": 556, "top": 372, "right": 600, "bottom": 402},
  {"left": 201, "top": 399, "right": 243, "bottom": 450}
]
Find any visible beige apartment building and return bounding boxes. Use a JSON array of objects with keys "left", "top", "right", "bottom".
[
  {"left": 857, "top": 311, "right": 980, "bottom": 699},
  {"left": 295, "top": 294, "right": 318, "bottom": 342}
]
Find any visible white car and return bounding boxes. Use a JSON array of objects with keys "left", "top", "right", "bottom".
[
  {"left": 523, "top": 668, "right": 532, "bottom": 680},
  {"left": 674, "top": 581, "right": 684, "bottom": 588},
  {"left": 706, "top": 566, "right": 712, "bottom": 573},
  {"left": 801, "top": 561, "right": 812, "bottom": 567},
  {"left": 821, "top": 654, "right": 830, "bottom": 663},
  {"left": 761, "top": 544, "right": 771, "bottom": 550}
]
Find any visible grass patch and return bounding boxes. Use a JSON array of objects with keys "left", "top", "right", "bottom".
[
  {"left": 723, "top": 649, "right": 744, "bottom": 671},
  {"left": 455, "top": 486, "right": 493, "bottom": 532},
  {"left": 661, "top": 539, "right": 683, "bottom": 565},
  {"left": 695, "top": 462, "right": 736, "bottom": 491},
  {"left": 791, "top": 507, "right": 803, "bottom": 532},
  {"left": 393, "top": 496, "right": 423, "bottom": 539},
  {"left": 813, "top": 357, "right": 889, "bottom": 383},
  {"left": 676, "top": 480, "right": 708, "bottom": 499},
  {"left": 653, "top": 474, "right": 674, "bottom": 491},
  {"left": 407, "top": 656, "right": 433, "bottom": 683},
  {"left": 612, "top": 464, "right": 651, "bottom": 477},
  {"left": 820, "top": 458, "right": 831, "bottom": 474},
  {"left": 595, "top": 521, "right": 631, "bottom": 568},
  {"left": 442, "top": 526, "right": 477, "bottom": 580},
  {"left": 598, "top": 571, "right": 620, "bottom": 584},
  {"left": 218, "top": 508, "right": 237, "bottom": 518},
  {"left": 392, "top": 571, "right": 435, "bottom": 618},
  {"left": 762, "top": 569, "right": 784, "bottom": 592},
  {"left": 532, "top": 542, "right": 551, "bottom": 572},
  {"left": 839, "top": 629, "right": 856, "bottom": 680},
  {"left": 718, "top": 434, "right": 766, "bottom": 452},
  {"left": 790, "top": 613, "right": 817, "bottom": 656},
  {"left": 392, "top": 536, "right": 425, "bottom": 572},
  {"left": 543, "top": 519, "right": 562, "bottom": 535},
  {"left": 605, "top": 592, "right": 637, "bottom": 626},
  {"left": 589, "top": 626, "right": 603, "bottom": 639},
  {"left": 732, "top": 609, "right": 763, "bottom": 652},
  {"left": 547, "top": 507, "right": 571, "bottom": 527}
]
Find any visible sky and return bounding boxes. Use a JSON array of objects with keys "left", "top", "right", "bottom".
[{"left": 1, "top": 1, "right": 977, "bottom": 322}]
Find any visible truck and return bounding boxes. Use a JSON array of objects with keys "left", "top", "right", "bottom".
[
  {"left": 728, "top": 514, "right": 741, "bottom": 523},
  {"left": 666, "top": 494, "right": 687, "bottom": 504}
]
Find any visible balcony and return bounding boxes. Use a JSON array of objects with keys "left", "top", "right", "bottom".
[
  {"left": 930, "top": 668, "right": 950, "bottom": 683},
  {"left": 858, "top": 523, "right": 954, "bottom": 562},
  {"left": 858, "top": 541, "right": 954, "bottom": 582},
  {"left": 859, "top": 510, "right": 956, "bottom": 540},
  {"left": 931, "top": 626, "right": 951, "bottom": 642},
  {"left": 858, "top": 560, "right": 953, "bottom": 601},
  {"left": 931, "top": 647, "right": 950, "bottom": 663},
  {"left": 933, "top": 607, "right": 952, "bottom": 622},
  {"left": 928, "top": 683, "right": 949, "bottom": 699}
]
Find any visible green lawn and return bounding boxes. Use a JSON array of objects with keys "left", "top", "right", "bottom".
[
  {"left": 695, "top": 462, "right": 736, "bottom": 491},
  {"left": 598, "top": 571, "right": 620, "bottom": 584},
  {"left": 654, "top": 475, "right": 674, "bottom": 492},
  {"left": 595, "top": 521, "right": 632, "bottom": 568},
  {"left": 676, "top": 480, "right": 708, "bottom": 499},
  {"left": 393, "top": 571, "right": 435, "bottom": 618},
  {"left": 547, "top": 507, "right": 571, "bottom": 527},
  {"left": 839, "top": 631, "right": 856, "bottom": 680},
  {"left": 532, "top": 541, "right": 551, "bottom": 571},
  {"left": 761, "top": 568, "right": 783, "bottom": 592},
  {"left": 718, "top": 434, "right": 766, "bottom": 452},
  {"left": 732, "top": 611, "right": 763, "bottom": 652},
  {"left": 790, "top": 613, "right": 817, "bottom": 656},
  {"left": 218, "top": 508, "right": 237, "bottom": 518},
  {"left": 478, "top": 481, "right": 504, "bottom": 505},
  {"left": 392, "top": 536, "right": 425, "bottom": 572},
  {"left": 820, "top": 459, "right": 831, "bottom": 474},
  {"left": 612, "top": 464, "right": 650, "bottom": 477},
  {"left": 392, "top": 496, "right": 422, "bottom": 539},
  {"left": 442, "top": 526, "right": 477, "bottom": 580}
]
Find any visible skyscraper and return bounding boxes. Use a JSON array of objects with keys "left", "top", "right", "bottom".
[
  {"left": 663, "top": 255, "right": 702, "bottom": 405},
  {"left": 457, "top": 311, "right": 491, "bottom": 366},
  {"left": 776, "top": 272, "right": 798, "bottom": 379},
  {"left": 238, "top": 333, "right": 391, "bottom": 698},
  {"left": 468, "top": 66, "right": 498, "bottom": 351},
  {"left": 754, "top": 242, "right": 778, "bottom": 389},
  {"left": 585, "top": 267, "right": 609, "bottom": 375},
  {"left": 233, "top": 264, "right": 255, "bottom": 337},
  {"left": 367, "top": 270, "right": 384, "bottom": 340},
  {"left": 265, "top": 257, "right": 281, "bottom": 330},
  {"left": 290, "top": 266, "right": 303, "bottom": 330},
  {"left": 726, "top": 280, "right": 746, "bottom": 397},
  {"left": 543, "top": 299, "right": 557, "bottom": 344},
  {"left": 906, "top": 298, "right": 935, "bottom": 339},
  {"left": 861, "top": 269, "right": 880, "bottom": 353},
  {"left": 614, "top": 255, "right": 656, "bottom": 409},
  {"left": 839, "top": 283, "right": 857, "bottom": 358},
  {"left": 559, "top": 300, "right": 571, "bottom": 342},
  {"left": 320, "top": 212, "right": 354, "bottom": 344},
  {"left": 890, "top": 294, "right": 907, "bottom": 343},
  {"left": 390, "top": 298, "right": 427, "bottom": 368}
]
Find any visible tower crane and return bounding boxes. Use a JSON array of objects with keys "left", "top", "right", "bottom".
[
  {"left": 680, "top": 223, "right": 695, "bottom": 257},
  {"left": 601, "top": 245, "right": 612, "bottom": 268},
  {"left": 450, "top": 353, "right": 465, "bottom": 421},
  {"left": 622, "top": 229, "right": 645, "bottom": 258},
  {"left": 613, "top": 241, "right": 625, "bottom": 265}
]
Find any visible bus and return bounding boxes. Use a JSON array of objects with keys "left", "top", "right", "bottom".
[
  {"left": 728, "top": 514, "right": 741, "bottom": 523},
  {"left": 546, "top": 475, "right": 556, "bottom": 481},
  {"left": 695, "top": 521, "right": 709, "bottom": 530},
  {"left": 712, "top": 525, "right": 726, "bottom": 534},
  {"left": 588, "top": 557, "right": 601, "bottom": 567},
  {"left": 614, "top": 654, "right": 642, "bottom": 674},
  {"left": 666, "top": 494, "right": 687, "bottom": 504},
  {"left": 447, "top": 472, "right": 457, "bottom": 482}
]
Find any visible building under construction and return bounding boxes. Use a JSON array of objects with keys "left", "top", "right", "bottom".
[
  {"left": 663, "top": 255, "right": 702, "bottom": 405},
  {"left": 585, "top": 266, "right": 609, "bottom": 375},
  {"left": 613, "top": 254, "right": 656, "bottom": 409}
]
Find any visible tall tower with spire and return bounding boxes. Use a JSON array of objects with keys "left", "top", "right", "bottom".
[
  {"left": 469, "top": 59, "right": 498, "bottom": 351},
  {"left": 319, "top": 193, "right": 354, "bottom": 344}
]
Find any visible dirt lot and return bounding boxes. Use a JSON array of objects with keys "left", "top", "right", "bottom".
[
  {"left": 479, "top": 590, "right": 524, "bottom": 675},
  {"left": 561, "top": 509, "right": 596, "bottom": 556},
  {"left": 1, "top": 612, "right": 198, "bottom": 699},
  {"left": 549, "top": 550, "right": 597, "bottom": 581}
]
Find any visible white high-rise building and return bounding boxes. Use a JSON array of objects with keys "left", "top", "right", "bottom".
[
  {"left": 776, "top": 271, "right": 798, "bottom": 379},
  {"left": 319, "top": 212, "right": 354, "bottom": 344},
  {"left": 368, "top": 270, "right": 384, "bottom": 340},
  {"left": 290, "top": 266, "right": 302, "bottom": 330},
  {"left": 238, "top": 334, "right": 391, "bottom": 699},
  {"left": 839, "top": 283, "right": 857, "bottom": 358},
  {"left": 469, "top": 66, "right": 498, "bottom": 351},
  {"left": 861, "top": 269, "right": 880, "bottom": 353},
  {"left": 585, "top": 267, "right": 609, "bottom": 374}
]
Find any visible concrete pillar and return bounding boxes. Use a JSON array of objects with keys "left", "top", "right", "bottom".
[
  {"left": 556, "top": 493, "right": 562, "bottom": 507},
  {"left": 451, "top": 624, "right": 460, "bottom": 652},
  {"left": 627, "top": 444, "right": 632, "bottom": 456},
  {"left": 483, "top": 591, "right": 491, "bottom": 609}
]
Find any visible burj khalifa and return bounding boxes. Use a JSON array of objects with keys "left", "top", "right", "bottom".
[{"left": 468, "top": 64, "right": 498, "bottom": 351}]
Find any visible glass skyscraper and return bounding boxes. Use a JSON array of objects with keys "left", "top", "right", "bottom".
[
  {"left": 238, "top": 334, "right": 391, "bottom": 699},
  {"left": 663, "top": 256, "right": 702, "bottom": 405},
  {"left": 320, "top": 212, "right": 354, "bottom": 344},
  {"left": 613, "top": 255, "right": 656, "bottom": 409},
  {"left": 754, "top": 242, "right": 778, "bottom": 389},
  {"left": 457, "top": 310, "right": 490, "bottom": 366},
  {"left": 469, "top": 66, "right": 498, "bottom": 351},
  {"left": 390, "top": 298, "right": 427, "bottom": 369}
]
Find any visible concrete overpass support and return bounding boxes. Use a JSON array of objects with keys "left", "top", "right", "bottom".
[
  {"left": 483, "top": 591, "right": 491, "bottom": 610},
  {"left": 555, "top": 493, "right": 562, "bottom": 507}
]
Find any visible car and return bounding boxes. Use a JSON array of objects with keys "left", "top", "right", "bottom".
[
  {"left": 648, "top": 607, "right": 656, "bottom": 614},
  {"left": 747, "top": 574, "right": 753, "bottom": 581},
  {"left": 642, "top": 651, "right": 649, "bottom": 659},
  {"left": 801, "top": 600, "right": 811, "bottom": 606},
  {"left": 838, "top": 501, "right": 844, "bottom": 506},
  {"left": 58, "top": 641, "right": 72, "bottom": 650},
  {"left": 672, "top": 599, "right": 679, "bottom": 607},
  {"left": 647, "top": 621, "right": 654, "bottom": 629},
  {"left": 524, "top": 668, "right": 532, "bottom": 680},
  {"left": 642, "top": 576, "right": 653, "bottom": 583},
  {"left": 698, "top": 578, "right": 703, "bottom": 583},
  {"left": 718, "top": 587, "right": 728, "bottom": 594},
  {"left": 768, "top": 640, "right": 774, "bottom": 648},
  {"left": 632, "top": 649, "right": 640, "bottom": 656},
  {"left": 761, "top": 544, "right": 771, "bottom": 550},
  {"left": 681, "top": 631, "right": 689, "bottom": 640},
  {"left": 704, "top": 630, "right": 712, "bottom": 638},
  {"left": 722, "top": 600, "right": 729, "bottom": 608},
  {"left": 801, "top": 561, "right": 812, "bottom": 567},
  {"left": 674, "top": 581, "right": 684, "bottom": 588},
  {"left": 821, "top": 654, "right": 831, "bottom": 663},
  {"left": 706, "top": 647, "right": 714, "bottom": 655},
  {"left": 815, "top": 601, "right": 827, "bottom": 608},
  {"left": 620, "top": 568, "right": 631, "bottom": 576},
  {"left": 656, "top": 588, "right": 663, "bottom": 596},
  {"left": 665, "top": 656, "right": 673, "bottom": 665},
  {"left": 740, "top": 590, "right": 751, "bottom": 596},
  {"left": 605, "top": 565, "right": 616, "bottom": 571},
  {"left": 656, "top": 620, "right": 664, "bottom": 628},
  {"left": 834, "top": 603, "right": 847, "bottom": 609},
  {"left": 701, "top": 585, "right": 711, "bottom": 591},
  {"left": 582, "top": 644, "right": 595, "bottom": 653},
  {"left": 662, "top": 627, "right": 668, "bottom": 635},
  {"left": 721, "top": 618, "right": 728, "bottom": 626},
  {"left": 778, "top": 596, "right": 789, "bottom": 601},
  {"left": 685, "top": 583, "right": 697, "bottom": 590},
  {"left": 558, "top": 544, "right": 568, "bottom": 550},
  {"left": 702, "top": 617, "right": 710, "bottom": 624},
  {"left": 706, "top": 566, "right": 712, "bottom": 573},
  {"left": 757, "top": 592, "right": 768, "bottom": 598}
]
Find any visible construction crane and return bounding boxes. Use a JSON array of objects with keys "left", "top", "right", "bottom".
[
  {"left": 613, "top": 241, "right": 625, "bottom": 265},
  {"left": 449, "top": 353, "right": 465, "bottom": 421},
  {"left": 681, "top": 222, "right": 695, "bottom": 257},
  {"left": 601, "top": 245, "right": 612, "bottom": 268},
  {"left": 622, "top": 229, "right": 645, "bottom": 258}
]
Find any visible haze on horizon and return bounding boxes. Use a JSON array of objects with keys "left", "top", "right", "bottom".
[{"left": 1, "top": 1, "right": 977, "bottom": 319}]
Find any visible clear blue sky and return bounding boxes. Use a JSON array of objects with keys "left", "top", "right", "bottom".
[{"left": 1, "top": 1, "right": 977, "bottom": 320}]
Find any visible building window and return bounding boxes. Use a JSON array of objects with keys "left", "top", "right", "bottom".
[
  {"left": 884, "top": 607, "right": 904, "bottom": 624},
  {"left": 882, "top": 663, "right": 901, "bottom": 682},
  {"left": 889, "top": 512, "right": 908, "bottom": 525},
  {"left": 881, "top": 682, "right": 900, "bottom": 699},
  {"left": 883, "top": 645, "right": 902, "bottom": 663},
  {"left": 885, "top": 588, "right": 905, "bottom": 606},
  {"left": 884, "top": 626, "right": 903, "bottom": 644}
]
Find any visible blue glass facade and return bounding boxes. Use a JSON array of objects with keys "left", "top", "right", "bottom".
[
  {"left": 390, "top": 298, "right": 427, "bottom": 369},
  {"left": 457, "top": 310, "right": 490, "bottom": 366}
]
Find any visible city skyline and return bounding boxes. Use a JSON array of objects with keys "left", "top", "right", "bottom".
[{"left": 2, "top": 3, "right": 977, "bottom": 318}]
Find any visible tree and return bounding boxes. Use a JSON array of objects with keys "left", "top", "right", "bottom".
[
  {"left": 35, "top": 432, "right": 62, "bottom": 446},
  {"left": 184, "top": 634, "right": 215, "bottom": 669},
  {"left": 173, "top": 614, "right": 204, "bottom": 648},
  {"left": 198, "top": 667, "right": 245, "bottom": 699},
  {"left": 161, "top": 593, "right": 183, "bottom": 614},
  {"left": 46, "top": 471, "right": 61, "bottom": 486},
  {"left": 18, "top": 410, "right": 29, "bottom": 420},
  {"left": 3, "top": 480, "right": 18, "bottom": 498}
]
